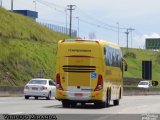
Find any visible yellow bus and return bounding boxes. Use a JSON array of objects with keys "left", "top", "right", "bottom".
[{"left": 55, "top": 39, "right": 127, "bottom": 108}]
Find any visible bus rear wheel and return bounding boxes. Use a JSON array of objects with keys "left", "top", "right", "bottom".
[
  {"left": 113, "top": 99, "right": 119, "bottom": 106},
  {"left": 94, "top": 101, "right": 106, "bottom": 108},
  {"left": 62, "top": 101, "right": 70, "bottom": 108},
  {"left": 106, "top": 90, "right": 110, "bottom": 107},
  {"left": 70, "top": 102, "right": 77, "bottom": 108},
  {"left": 25, "top": 96, "right": 29, "bottom": 99},
  {"left": 113, "top": 89, "right": 120, "bottom": 106}
]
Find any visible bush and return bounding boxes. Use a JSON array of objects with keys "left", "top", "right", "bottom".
[
  {"left": 123, "top": 52, "right": 136, "bottom": 59},
  {"left": 156, "top": 54, "right": 160, "bottom": 64}
]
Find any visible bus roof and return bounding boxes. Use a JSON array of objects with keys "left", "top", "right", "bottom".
[
  {"left": 59, "top": 39, "right": 120, "bottom": 49},
  {"left": 60, "top": 39, "right": 99, "bottom": 43}
]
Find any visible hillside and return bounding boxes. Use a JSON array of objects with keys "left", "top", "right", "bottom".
[
  {"left": 0, "top": 7, "right": 70, "bottom": 86},
  {"left": 0, "top": 7, "right": 160, "bottom": 87},
  {"left": 122, "top": 48, "right": 160, "bottom": 86}
]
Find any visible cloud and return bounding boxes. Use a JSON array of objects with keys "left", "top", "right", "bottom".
[
  {"left": 133, "top": 33, "right": 160, "bottom": 49},
  {"left": 64, "top": 0, "right": 160, "bottom": 18},
  {"left": 149, "top": 33, "right": 160, "bottom": 38}
]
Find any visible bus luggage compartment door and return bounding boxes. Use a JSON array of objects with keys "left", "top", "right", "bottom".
[{"left": 62, "top": 57, "right": 97, "bottom": 100}]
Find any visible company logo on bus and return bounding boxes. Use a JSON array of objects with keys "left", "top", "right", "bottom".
[{"left": 68, "top": 49, "right": 91, "bottom": 52}]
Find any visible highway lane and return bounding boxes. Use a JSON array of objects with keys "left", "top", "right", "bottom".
[{"left": 0, "top": 96, "right": 160, "bottom": 114}]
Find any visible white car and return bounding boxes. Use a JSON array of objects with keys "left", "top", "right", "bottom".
[
  {"left": 137, "top": 81, "right": 152, "bottom": 88},
  {"left": 24, "top": 78, "right": 56, "bottom": 100}
]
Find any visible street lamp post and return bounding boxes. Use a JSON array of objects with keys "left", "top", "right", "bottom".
[
  {"left": 76, "top": 17, "right": 79, "bottom": 37},
  {"left": 11, "top": 0, "right": 13, "bottom": 12},
  {"left": 65, "top": 9, "right": 68, "bottom": 35},
  {"left": 116, "top": 22, "right": 119, "bottom": 45},
  {"left": 33, "top": 0, "right": 36, "bottom": 11}
]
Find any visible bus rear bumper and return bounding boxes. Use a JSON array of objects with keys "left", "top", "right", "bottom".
[{"left": 56, "top": 90, "right": 102, "bottom": 101}]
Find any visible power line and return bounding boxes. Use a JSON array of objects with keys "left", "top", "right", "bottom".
[
  {"left": 36, "top": 0, "right": 65, "bottom": 15},
  {"left": 36, "top": 0, "right": 66, "bottom": 10},
  {"left": 79, "top": 18, "right": 125, "bottom": 33},
  {"left": 33, "top": 1, "right": 135, "bottom": 40},
  {"left": 76, "top": 7, "right": 126, "bottom": 30},
  {"left": 35, "top": 1, "right": 127, "bottom": 35}
]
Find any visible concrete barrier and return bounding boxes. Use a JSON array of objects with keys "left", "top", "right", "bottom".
[
  {"left": 123, "top": 87, "right": 160, "bottom": 96},
  {"left": 0, "top": 86, "right": 24, "bottom": 97},
  {"left": 0, "top": 86, "right": 160, "bottom": 97}
]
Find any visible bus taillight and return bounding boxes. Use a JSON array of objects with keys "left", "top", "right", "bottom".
[
  {"left": 94, "top": 74, "right": 103, "bottom": 91},
  {"left": 56, "top": 73, "right": 64, "bottom": 90}
]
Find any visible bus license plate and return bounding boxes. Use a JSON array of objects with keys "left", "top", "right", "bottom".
[{"left": 74, "top": 93, "right": 83, "bottom": 97}]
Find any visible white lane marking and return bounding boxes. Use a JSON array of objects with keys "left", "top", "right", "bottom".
[
  {"left": 11, "top": 112, "right": 23, "bottom": 114},
  {"left": 0, "top": 102, "right": 7, "bottom": 104}
]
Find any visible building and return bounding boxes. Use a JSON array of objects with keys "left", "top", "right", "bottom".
[
  {"left": 13, "top": 10, "right": 77, "bottom": 37},
  {"left": 13, "top": 10, "right": 38, "bottom": 21}
]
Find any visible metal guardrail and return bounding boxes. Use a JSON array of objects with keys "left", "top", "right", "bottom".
[{"left": 123, "top": 87, "right": 160, "bottom": 96}]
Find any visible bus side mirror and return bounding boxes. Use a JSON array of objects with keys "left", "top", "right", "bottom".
[
  {"left": 122, "top": 58, "right": 128, "bottom": 72},
  {"left": 152, "top": 81, "right": 158, "bottom": 86},
  {"left": 125, "top": 64, "right": 128, "bottom": 71}
]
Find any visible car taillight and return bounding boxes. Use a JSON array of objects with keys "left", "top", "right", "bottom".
[
  {"left": 24, "top": 86, "right": 29, "bottom": 89},
  {"left": 94, "top": 74, "right": 103, "bottom": 91},
  {"left": 41, "top": 86, "right": 47, "bottom": 90},
  {"left": 56, "top": 73, "right": 63, "bottom": 90}
]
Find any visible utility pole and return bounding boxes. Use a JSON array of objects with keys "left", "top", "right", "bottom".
[
  {"left": 11, "top": 0, "right": 13, "bottom": 12},
  {"left": 128, "top": 28, "right": 135, "bottom": 48},
  {"left": 125, "top": 29, "right": 129, "bottom": 52},
  {"left": 67, "top": 5, "right": 76, "bottom": 37},
  {"left": 0, "top": 0, "right": 2, "bottom": 7}
]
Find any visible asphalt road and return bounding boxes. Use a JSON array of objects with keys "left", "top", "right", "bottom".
[{"left": 0, "top": 96, "right": 160, "bottom": 120}]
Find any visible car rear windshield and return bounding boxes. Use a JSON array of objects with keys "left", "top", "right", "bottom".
[
  {"left": 29, "top": 80, "right": 47, "bottom": 85},
  {"left": 139, "top": 82, "right": 149, "bottom": 85}
]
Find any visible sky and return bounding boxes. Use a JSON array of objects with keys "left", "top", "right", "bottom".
[{"left": 2, "top": 0, "right": 160, "bottom": 48}]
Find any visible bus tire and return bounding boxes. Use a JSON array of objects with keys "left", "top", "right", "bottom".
[
  {"left": 94, "top": 101, "right": 106, "bottom": 108},
  {"left": 106, "top": 90, "right": 110, "bottom": 107},
  {"left": 35, "top": 96, "right": 38, "bottom": 100},
  {"left": 120, "top": 89, "right": 122, "bottom": 99},
  {"left": 113, "top": 99, "right": 119, "bottom": 106},
  {"left": 62, "top": 101, "right": 70, "bottom": 108},
  {"left": 70, "top": 102, "right": 77, "bottom": 108},
  {"left": 81, "top": 103, "right": 85, "bottom": 107},
  {"left": 102, "top": 102, "right": 106, "bottom": 108},
  {"left": 113, "top": 89, "right": 120, "bottom": 106},
  {"left": 25, "top": 96, "right": 29, "bottom": 99}
]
